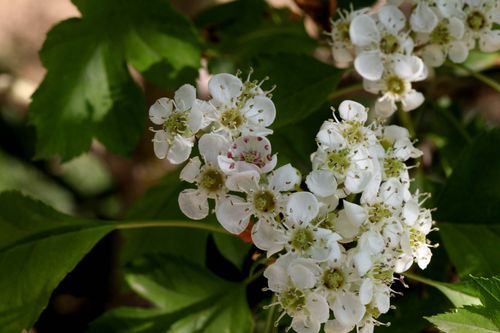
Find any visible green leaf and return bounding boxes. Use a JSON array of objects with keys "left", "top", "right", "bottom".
[
  {"left": 439, "top": 223, "right": 500, "bottom": 277},
  {"left": 404, "top": 273, "right": 482, "bottom": 308},
  {"left": 426, "top": 276, "right": 500, "bottom": 333},
  {"left": 122, "top": 170, "right": 208, "bottom": 266},
  {"left": 30, "top": 0, "right": 201, "bottom": 161},
  {"left": 253, "top": 54, "right": 343, "bottom": 129},
  {"left": 0, "top": 191, "right": 114, "bottom": 333},
  {"left": 89, "top": 254, "right": 254, "bottom": 333},
  {"left": 436, "top": 129, "right": 500, "bottom": 224},
  {"left": 212, "top": 232, "right": 251, "bottom": 270}
]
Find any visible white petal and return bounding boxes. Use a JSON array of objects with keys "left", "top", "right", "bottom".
[
  {"left": 333, "top": 292, "right": 366, "bottom": 327},
  {"left": 393, "top": 55, "right": 425, "bottom": 80},
  {"left": 345, "top": 168, "right": 372, "bottom": 194},
  {"left": 343, "top": 201, "right": 367, "bottom": 226},
  {"left": 289, "top": 263, "right": 317, "bottom": 289},
  {"left": 166, "top": 135, "right": 193, "bottom": 164},
  {"left": 402, "top": 199, "right": 419, "bottom": 226},
  {"left": 225, "top": 170, "right": 260, "bottom": 193},
  {"left": 359, "top": 230, "right": 384, "bottom": 254},
  {"left": 401, "top": 90, "right": 424, "bottom": 111},
  {"left": 187, "top": 106, "right": 203, "bottom": 133},
  {"left": 316, "top": 128, "right": 347, "bottom": 150},
  {"left": 263, "top": 256, "right": 289, "bottom": 292},
  {"left": 422, "top": 44, "right": 445, "bottom": 67},
  {"left": 353, "top": 251, "right": 372, "bottom": 276},
  {"left": 268, "top": 164, "right": 301, "bottom": 192},
  {"left": 416, "top": 246, "right": 432, "bottom": 269},
  {"left": 306, "top": 170, "right": 337, "bottom": 197},
  {"left": 378, "top": 5, "right": 406, "bottom": 34},
  {"left": 375, "top": 285, "right": 391, "bottom": 313},
  {"left": 208, "top": 73, "right": 243, "bottom": 105},
  {"left": 180, "top": 156, "right": 201, "bottom": 183},
  {"left": 174, "top": 84, "right": 196, "bottom": 111},
  {"left": 292, "top": 316, "right": 321, "bottom": 333},
  {"left": 380, "top": 178, "right": 406, "bottom": 207},
  {"left": 448, "top": 17, "right": 465, "bottom": 39},
  {"left": 198, "top": 133, "right": 230, "bottom": 165},
  {"left": 334, "top": 210, "right": 361, "bottom": 240},
  {"left": 359, "top": 278, "right": 374, "bottom": 305},
  {"left": 394, "top": 253, "right": 414, "bottom": 273},
  {"left": 153, "top": 131, "right": 169, "bottom": 159},
  {"left": 252, "top": 221, "right": 286, "bottom": 256},
  {"left": 242, "top": 96, "right": 276, "bottom": 127},
  {"left": 306, "top": 293, "right": 330, "bottom": 323},
  {"left": 215, "top": 196, "right": 252, "bottom": 234},
  {"left": 448, "top": 41, "right": 469, "bottom": 63},
  {"left": 149, "top": 97, "right": 173, "bottom": 125},
  {"left": 354, "top": 51, "right": 384, "bottom": 81},
  {"left": 178, "top": 189, "right": 209, "bottom": 220},
  {"left": 349, "top": 14, "right": 380, "bottom": 46},
  {"left": 338, "top": 100, "right": 368, "bottom": 122},
  {"left": 479, "top": 30, "right": 500, "bottom": 52},
  {"left": 287, "top": 192, "right": 319, "bottom": 223},
  {"left": 325, "top": 319, "right": 354, "bottom": 333},
  {"left": 374, "top": 97, "right": 397, "bottom": 118},
  {"left": 332, "top": 47, "right": 354, "bottom": 63},
  {"left": 410, "top": 3, "right": 438, "bottom": 33}
]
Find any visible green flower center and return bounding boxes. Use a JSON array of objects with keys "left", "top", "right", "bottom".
[
  {"left": 467, "top": 11, "right": 486, "bottom": 31},
  {"left": 430, "top": 21, "right": 451, "bottom": 45},
  {"left": 326, "top": 148, "right": 351, "bottom": 174},
  {"left": 337, "top": 21, "right": 351, "bottom": 42},
  {"left": 279, "top": 288, "right": 306, "bottom": 315},
  {"left": 291, "top": 228, "right": 315, "bottom": 252},
  {"left": 368, "top": 203, "right": 392, "bottom": 224},
  {"left": 410, "top": 228, "right": 426, "bottom": 247},
  {"left": 342, "top": 121, "right": 365, "bottom": 145},
  {"left": 221, "top": 108, "right": 244, "bottom": 130},
  {"left": 199, "top": 168, "right": 224, "bottom": 192},
  {"left": 253, "top": 191, "right": 276, "bottom": 213},
  {"left": 379, "top": 138, "right": 393, "bottom": 151},
  {"left": 380, "top": 34, "right": 400, "bottom": 54},
  {"left": 384, "top": 158, "right": 405, "bottom": 178},
  {"left": 164, "top": 112, "right": 189, "bottom": 136},
  {"left": 385, "top": 75, "right": 406, "bottom": 95},
  {"left": 323, "top": 268, "right": 345, "bottom": 290}
]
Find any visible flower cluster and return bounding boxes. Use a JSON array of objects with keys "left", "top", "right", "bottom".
[
  {"left": 150, "top": 76, "right": 435, "bottom": 333},
  {"left": 330, "top": 0, "right": 500, "bottom": 117}
]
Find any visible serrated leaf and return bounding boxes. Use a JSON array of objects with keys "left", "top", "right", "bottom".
[
  {"left": 0, "top": 192, "right": 114, "bottom": 333},
  {"left": 89, "top": 254, "right": 254, "bottom": 333},
  {"left": 30, "top": 0, "right": 201, "bottom": 161}
]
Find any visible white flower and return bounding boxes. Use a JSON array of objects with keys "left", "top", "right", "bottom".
[
  {"left": 364, "top": 55, "right": 427, "bottom": 117},
  {"left": 350, "top": 5, "right": 414, "bottom": 81},
  {"left": 216, "top": 164, "right": 301, "bottom": 235},
  {"left": 330, "top": 8, "right": 369, "bottom": 63},
  {"left": 206, "top": 73, "right": 276, "bottom": 138},
  {"left": 461, "top": 0, "right": 500, "bottom": 52},
  {"left": 217, "top": 135, "right": 277, "bottom": 174},
  {"left": 178, "top": 133, "right": 229, "bottom": 220},
  {"left": 149, "top": 84, "right": 204, "bottom": 164}
]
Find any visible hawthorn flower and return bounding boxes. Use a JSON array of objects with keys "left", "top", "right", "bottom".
[
  {"left": 460, "top": 0, "right": 500, "bottom": 52},
  {"left": 178, "top": 133, "right": 229, "bottom": 220},
  {"left": 206, "top": 73, "right": 276, "bottom": 138},
  {"left": 330, "top": 8, "right": 369, "bottom": 64},
  {"left": 350, "top": 5, "right": 414, "bottom": 81},
  {"left": 216, "top": 164, "right": 301, "bottom": 235},
  {"left": 217, "top": 135, "right": 277, "bottom": 174},
  {"left": 149, "top": 84, "right": 204, "bottom": 164},
  {"left": 364, "top": 55, "right": 427, "bottom": 117}
]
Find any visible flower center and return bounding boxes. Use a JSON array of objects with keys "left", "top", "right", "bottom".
[
  {"left": 323, "top": 268, "right": 344, "bottom": 290},
  {"left": 430, "top": 21, "right": 451, "bottom": 45},
  {"left": 290, "top": 228, "right": 315, "bottom": 252},
  {"left": 337, "top": 21, "right": 351, "bottom": 42},
  {"left": 279, "top": 288, "right": 306, "bottom": 315},
  {"left": 410, "top": 228, "right": 426, "bottom": 247},
  {"left": 253, "top": 191, "right": 276, "bottom": 213},
  {"left": 342, "top": 121, "right": 365, "bottom": 145},
  {"left": 385, "top": 75, "right": 406, "bottom": 95},
  {"left": 368, "top": 202, "right": 392, "bottom": 224},
  {"left": 164, "top": 112, "right": 189, "bottom": 136},
  {"left": 326, "top": 148, "right": 351, "bottom": 175},
  {"left": 384, "top": 158, "right": 405, "bottom": 178},
  {"left": 199, "top": 168, "right": 224, "bottom": 192},
  {"left": 467, "top": 11, "right": 486, "bottom": 31},
  {"left": 221, "top": 108, "right": 244, "bottom": 130},
  {"left": 380, "top": 34, "right": 400, "bottom": 54}
]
